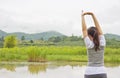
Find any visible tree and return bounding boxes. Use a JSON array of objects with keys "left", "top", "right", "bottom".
[
  {"left": 54, "top": 37, "right": 61, "bottom": 42},
  {"left": 0, "top": 36, "right": 4, "bottom": 47},
  {"left": 21, "top": 36, "right": 25, "bottom": 41},
  {"left": 40, "top": 37, "right": 44, "bottom": 41},
  {"left": 48, "top": 36, "right": 62, "bottom": 42},
  {"left": 30, "top": 40, "right": 34, "bottom": 43},
  {"left": 48, "top": 37, "right": 56, "bottom": 42},
  {"left": 4, "top": 35, "right": 17, "bottom": 48},
  {"left": 0, "top": 36, "right": 4, "bottom": 41}
]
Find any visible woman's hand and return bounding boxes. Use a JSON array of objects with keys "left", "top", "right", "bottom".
[
  {"left": 82, "top": 11, "right": 94, "bottom": 16},
  {"left": 81, "top": 10, "right": 84, "bottom": 16}
]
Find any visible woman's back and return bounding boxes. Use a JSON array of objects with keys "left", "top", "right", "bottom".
[
  {"left": 87, "top": 46, "right": 104, "bottom": 67},
  {"left": 84, "top": 35, "right": 106, "bottom": 67},
  {"left": 84, "top": 34, "right": 107, "bottom": 75}
]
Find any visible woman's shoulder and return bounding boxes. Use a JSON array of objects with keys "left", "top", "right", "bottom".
[
  {"left": 84, "top": 36, "right": 94, "bottom": 49},
  {"left": 99, "top": 35, "right": 106, "bottom": 46}
]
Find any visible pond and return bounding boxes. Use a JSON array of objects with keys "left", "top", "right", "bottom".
[{"left": 0, "top": 62, "right": 120, "bottom": 78}]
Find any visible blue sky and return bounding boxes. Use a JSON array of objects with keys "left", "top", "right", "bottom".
[{"left": 0, "top": 0, "right": 120, "bottom": 36}]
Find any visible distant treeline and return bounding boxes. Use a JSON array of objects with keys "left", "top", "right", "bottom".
[{"left": 0, "top": 35, "right": 120, "bottom": 48}]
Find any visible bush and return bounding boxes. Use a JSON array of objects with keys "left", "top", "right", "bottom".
[{"left": 4, "top": 35, "right": 17, "bottom": 48}]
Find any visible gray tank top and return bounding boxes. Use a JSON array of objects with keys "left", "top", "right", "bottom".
[{"left": 87, "top": 46, "right": 105, "bottom": 67}]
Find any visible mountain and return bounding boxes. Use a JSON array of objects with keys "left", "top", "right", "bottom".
[
  {"left": 0, "top": 30, "right": 7, "bottom": 36},
  {"left": 0, "top": 30, "right": 120, "bottom": 40},
  {"left": 31, "top": 31, "right": 65, "bottom": 40},
  {"left": 0, "top": 30, "right": 65, "bottom": 40},
  {"left": 104, "top": 33, "right": 120, "bottom": 41}
]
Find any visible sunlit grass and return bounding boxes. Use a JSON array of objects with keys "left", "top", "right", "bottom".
[{"left": 0, "top": 46, "right": 120, "bottom": 62}]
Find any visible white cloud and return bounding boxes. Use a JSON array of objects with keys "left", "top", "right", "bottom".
[{"left": 0, "top": 0, "right": 120, "bottom": 36}]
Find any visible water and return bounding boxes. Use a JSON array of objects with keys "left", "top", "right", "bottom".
[{"left": 0, "top": 62, "right": 120, "bottom": 78}]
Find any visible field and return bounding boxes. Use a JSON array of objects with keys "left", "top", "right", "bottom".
[{"left": 0, "top": 46, "right": 120, "bottom": 63}]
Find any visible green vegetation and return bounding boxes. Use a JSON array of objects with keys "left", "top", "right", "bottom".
[
  {"left": 0, "top": 30, "right": 120, "bottom": 63},
  {"left": 0, "top": 30, "right": 120, "bottom": 48},
  {"left": 0, "top": 46, "right": 120, "bottom": 63},
  {"left": 27, "top": 46, "right": 46, "bottom": 62},
  {"left": 4, "top": 35, "right": 17, "bottom": 48}
]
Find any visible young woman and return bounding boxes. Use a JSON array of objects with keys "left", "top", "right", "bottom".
[{"left": 81, "top": 11, "right": 107, "bottom": 78}]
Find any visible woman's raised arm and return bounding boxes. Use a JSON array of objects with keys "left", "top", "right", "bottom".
[
  {"left": 91, "top": 13, "right": 103, "bottom": 35},
  {"left": 83, "top": 12, "right": 103, "bottom": 35},
  {"left": 81, "top": 11, "right": 88, "bottom": 38}
]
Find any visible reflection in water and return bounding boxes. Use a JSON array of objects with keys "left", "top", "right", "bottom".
[
  {"left": 0, "top": 62, "right": 120, "bottom": 78},
  {"left": 105, "top": 62, "right": 120, "bottom": 67},
  {"left": 4, "top": 64, "right": 16, "bottom": 72},
  {"left": 28, "top": 64, "right": 47, "bottom": 74},
  {"left": 0, "top": 64, "right": 16, "bottom": 72},
  {"left": 51, "top": 61, "right": 87, "bottom": 67}
]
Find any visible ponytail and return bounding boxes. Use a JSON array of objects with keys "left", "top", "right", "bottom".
[
  {"left": 93, "top": 30, "right": 100, "bottom": 51},
  {"left": 87, "top": 27, "right": 100, "bottom": 51}
]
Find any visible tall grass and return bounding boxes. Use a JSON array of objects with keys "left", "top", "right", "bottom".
[
  {"left": 27, "top": 46, "right": 46, "bottom": 62},
  {"left": 0, "top": 46, "right": 120, "bottom": 62}
]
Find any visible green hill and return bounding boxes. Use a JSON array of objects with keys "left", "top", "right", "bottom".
[
  {"left": 105, "top": 33, "right": 120, "bottom": 41},
  {"left": 0, "top": 30, "right": 7, "bottom": 36},
  {"left": 0, "top": 30, "right": 120, "bottom": 41},
  {"left": 0, "top": 30, "right": 65, "bottom": 40}
]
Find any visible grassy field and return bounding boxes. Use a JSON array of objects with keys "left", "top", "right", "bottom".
[{"left": 0, "top": 46, "right": 120, "bottom": 63}]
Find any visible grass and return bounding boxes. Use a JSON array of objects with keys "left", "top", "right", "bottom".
[{"left": 0, "top": 46, "right": 120, "bottom": 63}]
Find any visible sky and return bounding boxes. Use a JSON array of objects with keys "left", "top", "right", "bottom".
[{"left": 0, "top": 0, "right": 120, "bottom": 36}]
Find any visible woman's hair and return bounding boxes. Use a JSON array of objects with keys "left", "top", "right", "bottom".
[{"left": 87, "top": 27, "right": 100, "bottom": 51}]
